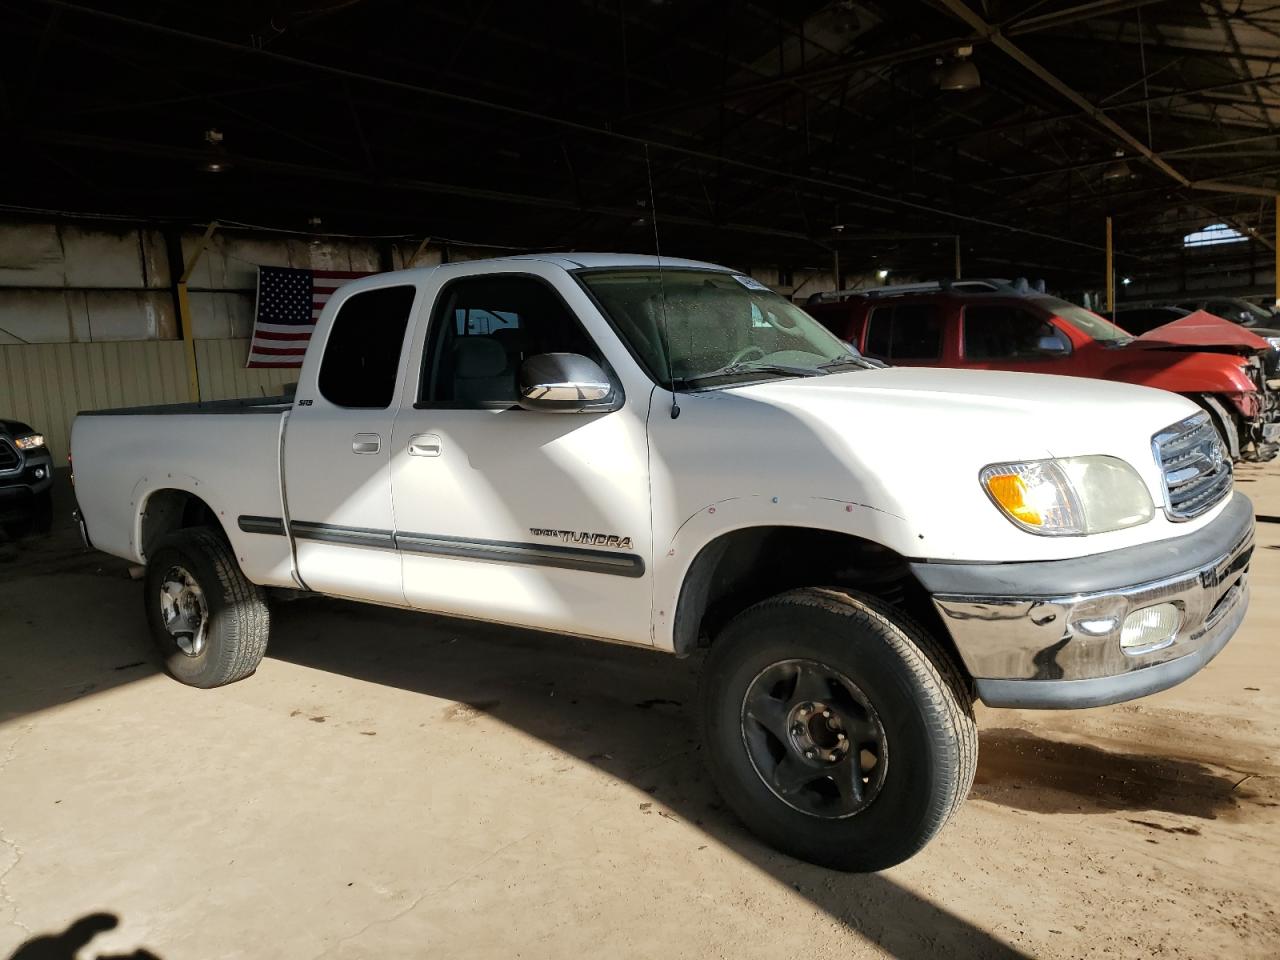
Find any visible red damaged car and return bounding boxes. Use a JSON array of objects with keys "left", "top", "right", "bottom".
[{"left": 807, "top": 279, "right": 1280, "bottom": 462}]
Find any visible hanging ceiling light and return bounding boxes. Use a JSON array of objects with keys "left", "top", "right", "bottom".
[
  {"left": 199, "top": 128, "right": 230, "bottom": 174},
  {"left": 937, "top": 46, "right": 980, "bottom": 92},
  {"left": 1103, "top": 150, "right": 1133, "bottom": 181}
]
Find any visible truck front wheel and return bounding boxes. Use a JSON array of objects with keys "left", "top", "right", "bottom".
[
  {"left": 698, "top": 587, "right": 976, "bottom": 871},
  {"left": 144, "top": 527, "right": 270, "bottom": 688}
]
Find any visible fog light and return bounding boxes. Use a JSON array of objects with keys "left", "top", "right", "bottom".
[
  {"left": 34, "top": 467, "right": 46, "bottom": 479},
  {"left": 1120, "top": 603, "right": 1180, "bottom": 654}
]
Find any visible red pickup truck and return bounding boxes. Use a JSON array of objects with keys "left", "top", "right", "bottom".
[{"left": 807, "top": 280, "right": 1280, "bottom": 462}]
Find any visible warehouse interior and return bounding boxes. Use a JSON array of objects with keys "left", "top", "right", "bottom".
[{"left": 2, "top": 2, "right": 1280, "bottom": 958}]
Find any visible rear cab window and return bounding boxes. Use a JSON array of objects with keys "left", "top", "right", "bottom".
[{"left": 317, "top": 285, "right": 418, "bottom": 408}]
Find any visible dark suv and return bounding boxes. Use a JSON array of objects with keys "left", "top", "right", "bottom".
[{"left": 1, "top": 418, "right": 54, "bottom": 535}]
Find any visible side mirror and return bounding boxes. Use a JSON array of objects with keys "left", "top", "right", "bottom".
[
  {"left": 1036, "top": 335, "right": 1070, "bottom": 355},
  {"left": 517, "top": 353, "right": 617, "bottom": 413}
]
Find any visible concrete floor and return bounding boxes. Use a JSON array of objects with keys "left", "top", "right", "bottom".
[{"left": 1, "top": 468, "right": 1278, "bottom": 959}]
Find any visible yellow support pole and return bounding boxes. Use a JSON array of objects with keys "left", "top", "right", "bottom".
[
  {"left": 176, "top": 221, "right": 218, "bottom": 402},
  {"left": 1105, "top": 216, "right": 1115, "bottom": 316}
]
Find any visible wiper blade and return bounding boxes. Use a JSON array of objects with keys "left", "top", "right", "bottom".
[
  {"left": 817, "top": 355, "right": 878, "bottom": 371},
  {"left": 675, "top": 361, "right": 820, "bottom": 387}
]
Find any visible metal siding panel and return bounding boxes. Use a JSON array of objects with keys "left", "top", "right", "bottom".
[
  {"left": 85, "top": 342, "right": 107, "bottom": 410},
  {"left": 70, "top": 343, "right": 96, "bottom": 412},
  {"left": 211, "top": 340, "right": 229, "bottom": 400},
  {"left": 119, "top": 342, "right": 142, "bottom": 408},
  {"left": 0, "top": 350, "right": 12, "bottom": 419},
  {"left": 158, "top": 341, "right": 181, "bottom": 402},
  {"left": 0, "top": 339, "right": 287, "bottom": 463},
  {"left": 50, "top": 344, "right": 78, "bottom": 462},
  {"left": 197, "top": 339, "right": 217, "bottom": 400},
  {"left": 34, "top": 346, "right": 56, "bottom": 462},
  {"left": 104, "top": 343, "right": 124, "bottom": 408}
]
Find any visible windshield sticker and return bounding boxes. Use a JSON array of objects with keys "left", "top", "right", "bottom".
[{"left": 731, "top": 274, "right": 771, "bottom": 292}]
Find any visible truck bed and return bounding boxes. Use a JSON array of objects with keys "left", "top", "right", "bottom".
[{"left": 71, "top": 401, "right": 295, "bottom": 586}]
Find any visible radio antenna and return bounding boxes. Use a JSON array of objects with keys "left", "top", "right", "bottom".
[{"left": 645, "top": 143, "right": 680, "bottom": 420}]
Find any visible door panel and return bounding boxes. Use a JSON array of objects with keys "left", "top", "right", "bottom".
[
  {"left": 390, "top": 404, "right": 653, "bottom": 643},
  {"left": 285, "top": 405, "right": 402, "bottom": 603},
  {"left": 284, "top": 282, "right": 418, "bottom": 605},
  {"left": 389, "top": 269, "right": 654, "bottom": 645}
]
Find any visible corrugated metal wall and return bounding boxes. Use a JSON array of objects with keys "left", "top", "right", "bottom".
[
  {"left": 0, "top": 339, "right": 289, "bottom": 463},
  {"left": 194, "top": 339, "right": 293, "bottom": 403}
]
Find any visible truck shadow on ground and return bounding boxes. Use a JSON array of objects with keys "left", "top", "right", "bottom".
[
  {"left": 267, "top": 598, "right": 1038, "bottom": 959},
  {"left": 971, "top": 728, "right": 1253, "bottom": 819}
]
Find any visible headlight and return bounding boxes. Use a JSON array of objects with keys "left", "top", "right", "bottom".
[
  {"left": 980, "top": 456, "right": 1154, "bottom": 536},
  {"left": 1266, "top": 336, "right": 1280, "bottom": 351},
  {"left": 14, "top": 433, "right": 45, "bottom": 451}
]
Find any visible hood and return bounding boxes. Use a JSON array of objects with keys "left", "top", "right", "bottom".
[
  {"left": 1130, "top": 310, "right": 1272, "bottom": 354},
  {"left": 730, "top": 365, "right": 1195, "bottom": 461},
  {"left": 681, "top": 364, "right": 1211, "bottom": 564},
  {"left": 0, "top": 418, "right": 34, "bottom": 437}
]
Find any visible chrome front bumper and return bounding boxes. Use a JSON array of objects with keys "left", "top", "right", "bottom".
[{"left": 912, "top": 493, "right": 1255, "bottom": 709}]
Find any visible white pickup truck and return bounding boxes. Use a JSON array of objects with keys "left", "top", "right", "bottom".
[{"left": 72, "top": 253, "right": 1255, "bottom": 871}]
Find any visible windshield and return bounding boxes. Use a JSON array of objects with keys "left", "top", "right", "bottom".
[
  {"left": 1038, "top": 298, "right": 1130, "bottom": 342},
  {"left": 578, "top": 268, "right": 861, "bottom": 388}
]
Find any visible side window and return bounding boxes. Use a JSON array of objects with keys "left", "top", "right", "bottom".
[
  {"left": 963, "top": 305, "right": 1061, "bottom": 360},
  {"left": 887, "top": 304, "right": 942, "bottom": 360},
  {"left": 420, "top": 275, "right": 601, "bottom": 407},
  {"left": 317, "top": 285, "right": 416, "bottom": 408},
  {"left": 864, "top": 304, "right": 942, "bottom": 360}
]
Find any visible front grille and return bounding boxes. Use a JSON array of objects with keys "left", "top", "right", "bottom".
[
  {"left": 0, "top": 439, "right": 18, "bottom": 472},
  {"left": 1152, "top": 412, "right": 1233, "bottom": 521}
]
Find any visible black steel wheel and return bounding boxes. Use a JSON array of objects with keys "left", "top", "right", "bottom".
[
  {"left": 740, "top": 658, "right": 889, "bottom": 819},
  {"left": 699, "top": 587, "right": 977, "bottom": 872}
]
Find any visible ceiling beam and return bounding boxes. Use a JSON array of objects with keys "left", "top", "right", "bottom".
[
  {"left": 627, "top": 0, "right": 1168, "bottom": 120},
  {"left": 23, "top": 129, "right": 821, "bottom": 243},
  {"left": 932, "top": 0, "right": 1278, "bottom": 199},
  {"left": 28, "top": 0, "right": 1128, "bottom": 256}
]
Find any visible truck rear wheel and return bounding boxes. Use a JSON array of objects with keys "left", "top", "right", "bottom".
[
  {"left": 698, "top": 587, "right": 976, "bottom": 871},
  {"left": 144, "top": 527, "right": 270, "bottom": 688}
]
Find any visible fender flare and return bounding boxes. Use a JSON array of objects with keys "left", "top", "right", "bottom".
[
  {"left": 655, "top": 495, "right": 913, "bottom": 653},
  {"left": 129, "top": 473, "right": 228, "bottom": 560}
]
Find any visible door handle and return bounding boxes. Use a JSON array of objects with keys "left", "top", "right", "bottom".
[
  {"left": 352, "top": 433, "right": 381, "bottom": 454},
  {"left": 408, "top": 433, "right": 442, "bottom": 457}
]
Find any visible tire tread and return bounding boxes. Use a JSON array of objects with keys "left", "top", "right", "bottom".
[
  {"left": 700, "top": 586, "right": 977, "bottom": 870},
  {"left": 150, "top": 527, "right": 269, "bottom": 687}
]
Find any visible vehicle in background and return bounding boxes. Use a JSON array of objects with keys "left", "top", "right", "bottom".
[
  {"left": 1171, "top": 296, "right": 1280, "bottom": 336},
  {"left": 72, "top": 255, "right": 1256, "bottom": 872},
  {"left": 807, "top": 279, "right": 1280, "bottom": 462},
  {"left": 0, "top": 418, "right": 54, "bottom": 536},
  {"left": 1119, "top": 301, "right": 1280, "bottom": 384},
  {"left": 1114, "top": 304, "right": 1193, "bottom": 335}
]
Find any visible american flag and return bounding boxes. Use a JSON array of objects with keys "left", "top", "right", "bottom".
[{"left": 247, "top": 266, "right": 374, "bottom": 368}]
